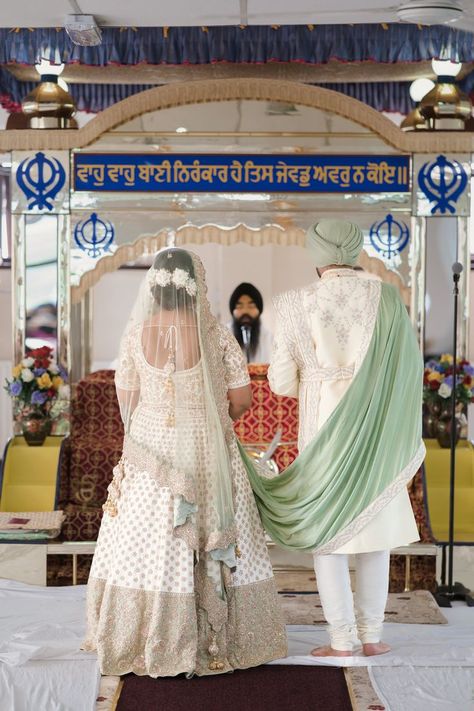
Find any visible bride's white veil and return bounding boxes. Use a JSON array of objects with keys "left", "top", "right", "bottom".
[{"left": 111, "top": 247, "right": 237, "bottom": 568}]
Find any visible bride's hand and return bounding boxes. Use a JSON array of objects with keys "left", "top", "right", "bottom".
[{"left": 228, "top": 384, "right": 252, "bottom": 420}]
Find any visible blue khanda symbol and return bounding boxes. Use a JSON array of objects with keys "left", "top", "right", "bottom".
[
  {"left": 418, "top": 154, "right": 468, "bottom": 215},
  {"left": 369, "top": 214, "right": 409, "bottom": 259},
  {"left": 73, "top": 213, "right": 115, "bottom": 258},
  {"left": 16, "top": 151, "right": 66, "bottom": 211}
]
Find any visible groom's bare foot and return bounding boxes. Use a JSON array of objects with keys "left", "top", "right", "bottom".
[
  {"left": 363, "top": 642, "right": 391, "bottom": 656},
  {"left": 310, "top": 646, "right": 353, "bottom": 657}
]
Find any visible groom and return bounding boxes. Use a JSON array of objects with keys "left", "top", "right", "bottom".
[{"left": 251, "top": 219, "right": 425, "bottom": 657}]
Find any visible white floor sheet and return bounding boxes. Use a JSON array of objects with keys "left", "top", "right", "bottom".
[
  {"left": 0, "top": 580, "right": 473, "bottom": 711},
  {"left": 269, "top": 605, "right": 474, "bottom": 711},
  {"left": 272, "top": 606, "right": 474, "bottom": 668},
  {"left": 0, "top": 579, "right": 100, "bottom": 711},
  {"left": 369, "top": 667, "right": 474, "bottom": 711}
]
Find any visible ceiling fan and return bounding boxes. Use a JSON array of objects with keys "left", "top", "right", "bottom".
[
  {"left": 396, "top": 1, "right": 467, "bottom": 25},
  {"left": 239, "top": 1, "right": 474, "bottom": 34}
]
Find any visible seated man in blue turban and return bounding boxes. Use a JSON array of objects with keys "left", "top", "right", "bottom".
[{"left": 228, "top": 283, "right": 273, "bottom": 364}]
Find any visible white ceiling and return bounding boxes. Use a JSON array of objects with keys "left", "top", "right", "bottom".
[{"left": 0, "top": 0, "right": 472, "bottom": 28}]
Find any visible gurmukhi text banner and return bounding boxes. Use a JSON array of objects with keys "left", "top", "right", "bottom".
[{"left": 73, "top": 154, "right": 410, "bottom": 193}]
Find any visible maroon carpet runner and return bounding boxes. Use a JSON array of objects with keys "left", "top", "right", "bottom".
[{"left": 117, "top": 665, "right": 352, "bottom": 711}]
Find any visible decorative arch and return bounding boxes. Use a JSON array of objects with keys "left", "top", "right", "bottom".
[
  {"left": 71, "top": 222, "right": 410, "bottom": 306},
  {"left": 2, "top": 78, "right": 474, "bottom": 153}
]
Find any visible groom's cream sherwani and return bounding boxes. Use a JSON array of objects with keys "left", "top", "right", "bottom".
[{"left": 268, "top": 269, "right": 419, "bottom": 554}]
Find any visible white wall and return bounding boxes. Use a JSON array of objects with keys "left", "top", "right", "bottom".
[
  {"left": 424, "top": 218, "right": 458, "bottom": 357},
  {"left": 0, "top": 268, "right": 12, "bottom": 360},
  {"left": 91, "top": 268, "right": 144, "bottom": 369},
  {"left": 470, "top": 271, "right": 474, "bottom": 362}
]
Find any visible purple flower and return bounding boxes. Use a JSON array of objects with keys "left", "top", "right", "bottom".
[
  {"left": 33, "top": 368, "right": 46, "bottom": 376},
  {"left": 464, "top": 365, "right": 474, "bottom": 376},
  {"left": 31, "top": 390, "right": 48, "bottom": 405},
  {"left": 444, "top": 374, "right": 463, "bottom": 388},
  {"left": 58, "top": 365, "right": 68, "bottom": 381},
  {"left": 9, "top": 381, "right": 22, "bottom": 396}
]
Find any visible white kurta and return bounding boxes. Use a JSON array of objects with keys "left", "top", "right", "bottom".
[
  {"left": 226, "top": 321, "right": 273, "bottom": 363},
  {"left": 268, "top": 269, "right": 420, "bottom": 554}
]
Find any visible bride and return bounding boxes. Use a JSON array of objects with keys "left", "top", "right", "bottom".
[{"left": 83, "top": 247, "right": 287, "bottom": 677}]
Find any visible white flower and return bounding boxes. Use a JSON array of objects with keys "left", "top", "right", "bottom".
[
  {"left": 439, "top": 383, "right": 452, "bottom": 399},
  {"left": 154, "top": 268, "right": 171, "bottom": 287},
  {"left": 21, "top": 368, "right": 34, "bottom": 382},
  {"left": 149, "top": 266, "right": 197, "bottom": 297},
  {"left": 186, "top": 279, "right": 197, "bottom": 297},
  {"left": 21, "top": 357, "right": 34, "bottom": 368},
  {"left": 58, "top": 384, "right": 70, "bottom": 400},
  {"left": 48, "top": 364, "right": 59, "bottom": 374},
  {"left": 172, "top": 268, "right": 189, "bottom": 288}
]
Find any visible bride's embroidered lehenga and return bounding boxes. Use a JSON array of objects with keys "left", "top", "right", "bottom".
[{"left": 83, "top": 249, "right": 287, "bottom": 677}]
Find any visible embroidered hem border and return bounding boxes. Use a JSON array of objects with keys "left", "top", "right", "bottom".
[
  {"left": 82, "top": 575, "right": 287, "bottom": 677},
  {"left": 313, "top": 442, "right": 426, "bottom": 555}
]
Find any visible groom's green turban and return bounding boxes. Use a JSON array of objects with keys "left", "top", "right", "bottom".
[{"left": 305, "top": 219, "right": 364, "bottom": 268}]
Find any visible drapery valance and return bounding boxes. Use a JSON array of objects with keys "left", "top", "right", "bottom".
[
  {"left": 1, "top": 24, "right": 472, "bottom": 116},
  {"left": 0, "top": 24, "right": 473, "bottom": 66},
  {"left": 0, "top": 69, "right": 417, "bottom": 114}
]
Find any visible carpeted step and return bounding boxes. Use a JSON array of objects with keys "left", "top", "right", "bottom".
[{"left": 116, "top": 665, "right": 352, "bottom": 711}]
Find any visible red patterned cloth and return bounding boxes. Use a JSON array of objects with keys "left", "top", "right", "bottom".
[
  {"left": 68, "top": 439, "right": 123, "bottom": 508},
  {"left": 71, "top": 372, "right": 124, "bottom": 441},
  {"left": 59, "top": 371, "right": 122, "bottom": 541},
  {"left": 235, "top": 364, "right": 299, "bottom": 468},
  {"left": 61, "top": 503, "right": 103, "bottom": 542},
  {"left": 408, "top": 467, "right": 435, "bottom": 543}
]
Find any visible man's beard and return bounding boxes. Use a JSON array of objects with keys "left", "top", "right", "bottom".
[{"left": 232, "top": 316, "right": 261, "bottom": 359}]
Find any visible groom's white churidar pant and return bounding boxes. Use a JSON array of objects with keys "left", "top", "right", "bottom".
[{"left": 313, "top": 550, "right": 390, "bottom": 651}]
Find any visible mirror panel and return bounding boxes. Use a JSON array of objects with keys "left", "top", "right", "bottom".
[{"left": 24, "top": 214, "right": 58, "bottom": 355}]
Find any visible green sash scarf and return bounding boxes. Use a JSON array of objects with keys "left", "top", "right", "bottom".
[{"left": 240, "top": 283, "right": 425, "bottom": 554}]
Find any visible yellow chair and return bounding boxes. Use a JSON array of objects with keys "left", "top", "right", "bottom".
[
  {"left": 423, "top": 439, "right": 474, "bottom": 583},
  {"left": 0, "top": 436, "right": 65, "bottom": 512},
  {"left": 424, "top": 439, "right": 474, "bottom": 543}
]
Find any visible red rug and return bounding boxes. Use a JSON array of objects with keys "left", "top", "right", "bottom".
[{"left": 117, "top": 665, "right": 352, "bottom": 711}]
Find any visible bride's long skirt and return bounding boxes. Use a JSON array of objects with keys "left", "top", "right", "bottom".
[{"left": 83, "top": 408, "right": 287, "bottom": 677}]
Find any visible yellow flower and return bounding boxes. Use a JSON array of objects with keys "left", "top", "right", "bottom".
[
  {"left": 440, "top": 353, "right": 453, "bottom": 364},
  {"left": 12, "top": 364, "right": 22, "bottom": 378},
  {"left": 427, "top": 371, "right": 442, "bottom": 382},
  {"left": 37, "top": 372, "right": 52, "bottom": 389},
  {"left": 52, "top": 376, "right": 63, "bottom": 390}
]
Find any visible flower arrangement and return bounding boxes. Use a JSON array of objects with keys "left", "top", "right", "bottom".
[
  {"left": 423, "top": 354, "right": 474, "bottom": 407},
  {"left": 148, "top": 267, "right": 197, "bottom": 297},
  {"left": 4, "top": 346, "right": 69, "bottom": 417}
]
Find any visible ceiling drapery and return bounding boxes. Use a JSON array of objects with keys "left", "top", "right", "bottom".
[
  {"left": 1, "top": 24, "right": 473, "bottom": 115},
  {"left": 0, "top": 69, "right": 417, "bottom": 114},
  {"left": 1, "top": 24, "right": 472, "bottom": 65}
]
